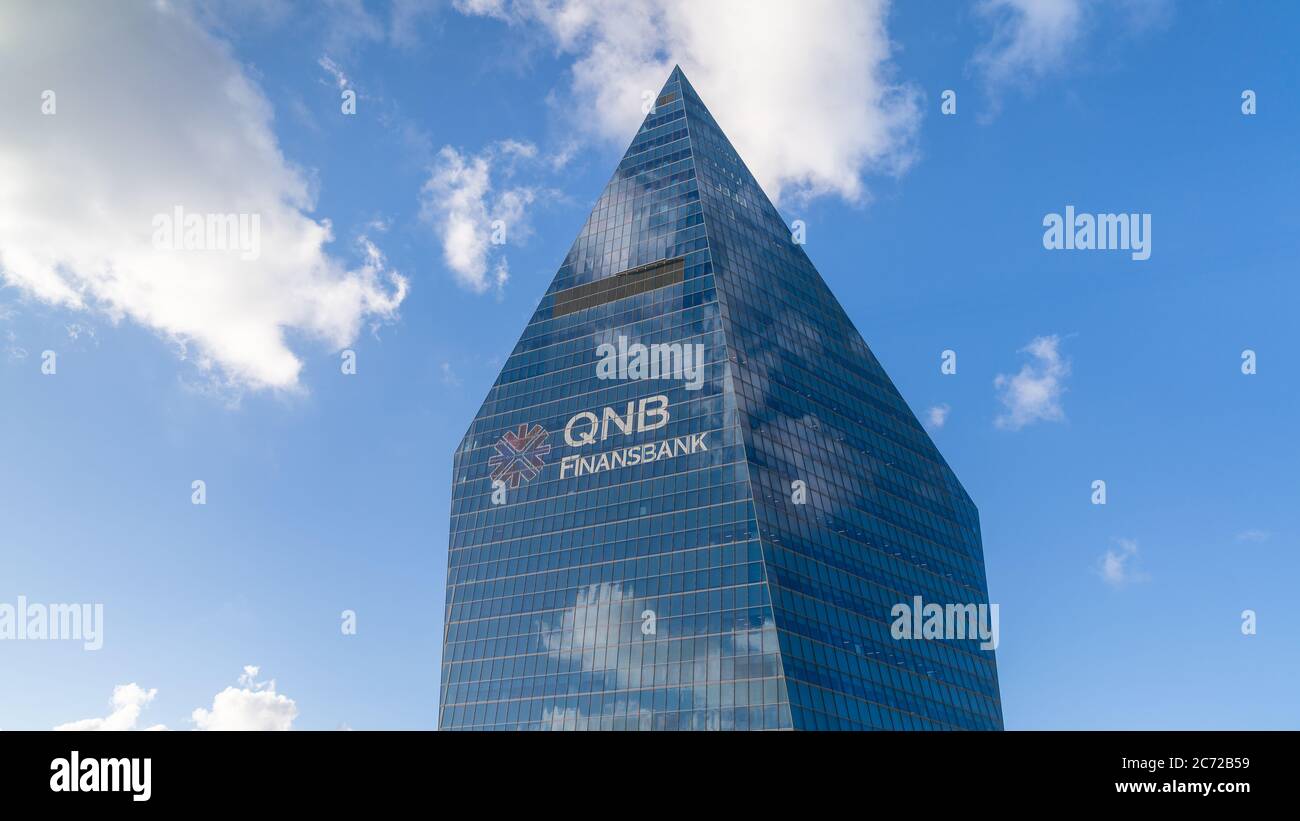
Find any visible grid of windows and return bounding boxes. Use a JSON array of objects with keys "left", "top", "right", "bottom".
[
  {"left": 439, "top": 67, "right": 1002, "bottom": 730},
  {"left": 680, "top": 70, "right": 1002, "bottom": 730},
  {"left": 441, "top": 70, "right": 790, "bottom": 731}
]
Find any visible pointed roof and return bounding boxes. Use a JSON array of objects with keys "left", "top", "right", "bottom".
[
  {"left": 445, "top": 65, "right": 1000, "bottom": 731},
  {"left": 539, "top": 65, "right": 707, "bottom": 296}
]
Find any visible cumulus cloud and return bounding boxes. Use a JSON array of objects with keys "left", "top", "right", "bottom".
[
  {"left": 191, "top": 665, "right": 299, "bottom": 731},
  {"left": 0, "top": 1, "right": 408, "bottom": 391},
  {"left": 54, "top": 683, "right": 168, "bottom": 731},
  {"left": 55, "top": 665, "right": 298, "bottom": 731},
  {"left": 1098, "top": 537, "right": 1146, "bottom": 588},
  {"left": 421, "top": 143, "right": 537, "bottom": 295},
  {"left": 994, "top": 335, "right": 1069, "bottom": 430},
  {"left": 973, "top": 0, "right": 1087, "bottom": 93},
  {"left": 925, "top": 403, "right": 951, "bottom": 429},
  {"left": 454, "top": 0, "right": 921, "bottom": 204}
]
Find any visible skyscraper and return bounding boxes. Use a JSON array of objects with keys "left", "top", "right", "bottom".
[{"left": 440, "top": 67, "right": 1002, "bottom": 731}]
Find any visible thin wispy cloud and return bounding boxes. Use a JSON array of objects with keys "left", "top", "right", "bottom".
[
  {"left": 994, "top": 335, "right": 1069, "bottom": 430},
  {"left": 65, "top": 323, "right": 97, "bottom": 343},
  {"left": 318, "top": 55, "right": 352, "bottom": 90},
  {"left": 4, "top": 329, "right": 26, "bottom": 361},
  {"left": 318, "top": 0, "right": 387, "bottom": 55},
  {"left": 1235, "top": 529, "right": 1271, "bottom": 544},
  {"left": 389, "top": 0, "right": 442, "bottom": 48},
  {"left": 971, "top": 0, "right": 1173, "bottom": 117},
  {"left": 440, "top": 361, "right": 462, "bottom": 386},
  {"left": 198, "top": 0, "right": 439, "bottom": 53},
  {"left": 973, "top": 0, "right": 1087, "bottom": 95},
  {"left": 1098, "top": 537, "right": 1147, "bottom": 588},
  {"left": 420, "top": 142, "right": 538, "bottom": 296},
  {"left": 926, "top": 403, "right": 951, "bottom": 429},
  {"left": 454, "top": 0, "right": 921, "bottom": 205}
]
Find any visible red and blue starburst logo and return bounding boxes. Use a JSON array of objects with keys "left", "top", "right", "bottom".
[{"left": 488, "top": 423, "right": 552, "bottom": 488}]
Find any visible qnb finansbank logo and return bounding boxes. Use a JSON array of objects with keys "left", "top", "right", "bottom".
[
  {"left": 488, "top": 423, "right": 552, "bottom": 488},
  {"left": 559, "top": 394, "right": 708, "bottom": 479}
]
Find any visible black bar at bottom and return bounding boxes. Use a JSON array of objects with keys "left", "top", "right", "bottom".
[{"left": 3, "top": 729, "right": 1284, "bottom": 808}]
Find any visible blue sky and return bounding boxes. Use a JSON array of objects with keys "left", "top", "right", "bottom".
[{"left": 1, "top": 0, "right": 1297, "bottom": 730}]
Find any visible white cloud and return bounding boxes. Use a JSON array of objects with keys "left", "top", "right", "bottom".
[
  {"left": 547, "top": 139, "right": 580, "bottom": 171},
  {"left": 497, "top": 139, "right": 539, "bottom": 161},
  {"left": 1098, "top": 537, "right": 1146, "bottom": 588},
  {"left": 319, "top": 0, "right": 387, "bottom": 55},
  {"left": 55, "top": 665, "right": 298, "bottom": 731},
  {"left": 65, "top": 323, "right": 97, "bottom": 343},
  {"left": 318, "top": 55, "right": 352, "bottom": 90},
  {"left": 54, "top": 683, "right": 168, "bottom": 731},
  {"left": 1235, "top": 529, "right": 1271, "bottom": 544},
  {"left": 199, "top": 0, "right": 434, "bottom": 53},
  {"left": 389, "top": 0, "right": 442, "bottom": 48},
  {"left": 4, "top": 329, "right": 26, "bottom": 361},
  {"left": 454, "top": 0, "right": 921, "bottom": 205},
  {"left": 925, "top": 403, "right": 951, "bottom": 429},
  {"left": 191, "top": 665, "right": 298, "bottom": 731},
  {"left": 0, "top": 2, "right": 408, "bottom": 391},
  {"left": 973, "top": 0, "right": 1087, "bottom": 93},
  {"left": 421, "top": 143, "right": 537, "bottom": 295},
  {"left": 994, "top": 335, "right": 1069, "bottom": 430},
  {"left": 972, "top": 0, "right": 1171, "bottom": 103},
  {"left": 440, "top": 361, "right": 462, "bottom": 386}
]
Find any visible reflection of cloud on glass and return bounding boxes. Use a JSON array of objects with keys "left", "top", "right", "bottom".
[
  {"left": 540, "top": 704, "right": 580, "bottom": 731},
  {"left": 539, "top": 581, "right": 644, "bottom": 675},
  {"left": 536, "top": 581, "right": 782, "bottom": 730}
]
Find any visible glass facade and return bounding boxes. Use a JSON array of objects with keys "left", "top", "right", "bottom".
[{"left": 439, "top": 67, "right": 1002, "bottom": 730}]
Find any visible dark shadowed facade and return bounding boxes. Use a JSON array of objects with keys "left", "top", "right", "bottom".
[{"left": 439, "top": 67, "right": 1002, "bottom": 730}]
